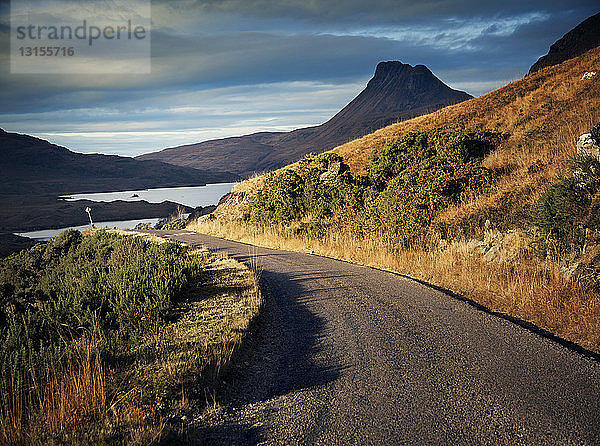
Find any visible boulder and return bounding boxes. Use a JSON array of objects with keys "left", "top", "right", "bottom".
[
  {"left": 576, "top": 133, "right": 600, "bottom": 159},
  {"left": 319, "top": 161, "right": 345, "bottom": 184}
]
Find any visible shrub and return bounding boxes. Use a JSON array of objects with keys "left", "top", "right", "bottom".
[
  {"left": 160, "top": 218, "right": 187, "bottom": 230},
  {"left": 0, "top": 230, "right": 205, "bottom": 440},
  {"left": 368, "top": 130, "right": 497, "bottom": 190},
  {"left": 134, "top": 222, "right": 153, "bottom": 230},
  {"left": 534, "top": 154, "right": 600, "bottom": 255},
  {"left": 246, "top": 130, "right": 500, "bottom": 246},
  {"left": 250, "top": 170, "right": 306, "bottom": 223}
]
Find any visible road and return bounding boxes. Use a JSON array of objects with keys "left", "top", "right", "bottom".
[{"left": 153, "top": 230, "right": 600, "bottom": 445}]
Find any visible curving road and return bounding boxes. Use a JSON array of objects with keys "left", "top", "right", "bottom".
[{"left": 152, "top": 230, "right": 600, "bottom": 445}]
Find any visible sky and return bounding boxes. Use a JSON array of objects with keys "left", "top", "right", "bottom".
[{"left": 0, "top": 0, "right": 598, "bottom": 156}]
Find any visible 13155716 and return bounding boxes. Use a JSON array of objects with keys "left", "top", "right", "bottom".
[{"left": 19, "top": 47, "right": 75, "bottom": 56}]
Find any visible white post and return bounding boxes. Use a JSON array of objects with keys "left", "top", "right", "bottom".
[{"left": 85, "top": 207, "right": 94, "bottom": 227}]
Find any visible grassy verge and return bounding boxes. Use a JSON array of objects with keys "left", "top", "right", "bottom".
[
  {"left": 189, "top": 219, "right": 600, "bottom": 353},
  {"left": 0, "top": 229, "right": 261, "bottom": 445}
]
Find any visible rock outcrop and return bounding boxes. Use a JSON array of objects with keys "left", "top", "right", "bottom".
[
  {"left": 577, "top": 131, "right": 600, "bottom": 159},
  {"left": 319, "top": 161, "right": 346, "bottom": 184}
]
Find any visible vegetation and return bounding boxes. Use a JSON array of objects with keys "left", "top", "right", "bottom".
[
  {"left": 159, "top": 218, "right": 187, "bottom": 230},
  {"left": 0, "top": 230, "right": 261, "bottom": 444},
  {"left": 248, "top": 130, "right": 501, "bottom": 246},
  {"left": 134, "top": 219, "right": 188, "bottom": 231},
  {"left": 534, "top": 154, "right": 600, "bottom": 256},
  {"left": 192, "top": 47, "right": 600, "bottom": 352}
]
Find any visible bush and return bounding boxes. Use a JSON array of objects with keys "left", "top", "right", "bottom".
[
  {"left": 134, "top": 222, "right": 154, "bottom": 230},
  {"left": 246, "top": 130, "right": 500, "bottom": 246},
  {"left": 160, "top": 218, "right": 187, "bottom": 230},
  {"left": 365, "top": 131, "right": 497, "bottom": 245},
  {"left": 250, "top": 169, "right": 306, "bottom": 223},
  {"left": 368, "top": 130, "right": 497, "bottom": 190},
  {"left": 534, "top": 154, "right": 600, "bottom": 255},
  {"left": 0, "top": 230, "right": 205, "bottom": 438}
]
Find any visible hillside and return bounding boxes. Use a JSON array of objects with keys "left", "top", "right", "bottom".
[
  {"left": 332, "top": 47, "right": 600, "bottom": 230},
  {"left": 0, "top": 130, "right": 238, "bottom": 233},
  {"left": 193, "top": 46, "right": 600, "bottom": 352},
  {"left": 0, "top": 129, "right": 239, "bottom": 196},
  {"left": 137, "top": 62, "right": 472, "bottom": 177},
  {"left": 528, "top": 12, "right": 600, "bottom": 74}
]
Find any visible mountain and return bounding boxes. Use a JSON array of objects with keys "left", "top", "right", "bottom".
[
  {"left": 0, "top": 129, "right": 239, "bottom": 196},
  {"left": 528, "top": 12, "right": 600, "bottom": 74},
  {"left": 137, "top": 62, "right": 473, "bottom": 177},
  {"left": 0, "top": 130, "right": 238, "bottom": 233}
]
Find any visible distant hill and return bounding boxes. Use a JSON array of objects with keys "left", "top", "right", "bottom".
[
  {"left": 528, "top": 12, "right": 600, "bottom": 74},
  {"left": 0, "top": 130, "right": 239, "bottom": 234},
  {"left": 137, "top": 62, "right": 472, "bottom": 177},
  {"left": 0, "top": 129, "right": 239, "bottom": 196}
]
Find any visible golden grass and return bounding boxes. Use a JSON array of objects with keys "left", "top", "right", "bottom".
[
  {"left": 0, "top": 233, "right": 262, "bottom": 445},
  {"left": 190, "top": 219, "right": 600, "bottom": 352},
  {"left": 0, "top": 337, "right": 106, "bottom": 446}
]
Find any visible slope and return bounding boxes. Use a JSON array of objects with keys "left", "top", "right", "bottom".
[
  {"left": 334, "top": 46, "right": 600, "bottom": 230},
  {"left": 0, "top": 129, "right": 239, "bottom": 196},
  {"left": 137, "top": 62, "right": 472, "bottom": 177}
]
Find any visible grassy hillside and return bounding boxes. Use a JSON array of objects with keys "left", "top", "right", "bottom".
[
  {"left": 0, "top": 230, "right": 261, "bottom": 444},
  {"left": 192, "top": 46, "right": 600, "bottom": 352},
  {"left": 334, "top": 46, "right": 600, "bottom": 232}
]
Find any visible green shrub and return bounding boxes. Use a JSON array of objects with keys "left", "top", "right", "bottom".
[
  {"left": 134, "top": 222, "right": 154, "bottom": 230},
  {"left": 0, "top": 230, "right": 205, "bottom": 435},
  {"left": 246, "top": 130, "right": 500, "bottom": 246},
  {"left": 534, "top": 154, "right": 600, "bottom": 255},
  {"left": 368, "top": 130, "right": 497, "bottom": 190},
  {"left": 250, "top": 169, "right": 306, "bottom": 223},
  {"left": 160, "top": 218, "right": 187, "bottom": 230}
]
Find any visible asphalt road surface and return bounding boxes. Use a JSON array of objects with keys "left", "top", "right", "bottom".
[{"left": 152, "top": 230, "right": 600, "bottom": 445}]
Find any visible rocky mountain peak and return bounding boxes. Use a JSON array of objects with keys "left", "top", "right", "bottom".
[{"left": 368, "top": 61, "right": 435, "bottom": 89}]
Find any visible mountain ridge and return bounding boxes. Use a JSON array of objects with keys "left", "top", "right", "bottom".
[
  {"left": 0, "top": 130, "right": 238, "bottom": 233},
  {"left": 0, "top": 129, "right": 239, "bottom": 196},
  {"left": 137, "top": 61, "right": 473, "bottom": 177},
  {"left": 528, "top": 11, "right": 600, "bottom": 74}
]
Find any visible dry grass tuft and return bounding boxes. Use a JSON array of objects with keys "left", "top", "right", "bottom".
[{"left": 0, "top": 335, "right": 106, "bottom": 445}]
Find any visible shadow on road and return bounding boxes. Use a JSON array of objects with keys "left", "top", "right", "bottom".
[{"left": 190, "top": 262, "right": 345, "bottom": 444}]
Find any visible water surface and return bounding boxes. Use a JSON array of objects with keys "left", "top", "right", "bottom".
[
  {"left": 15, "top": 218, "right": 163, "bottom": 241},
  {"left": 61, "top": 183, "right": 237, "bottom": 208}
]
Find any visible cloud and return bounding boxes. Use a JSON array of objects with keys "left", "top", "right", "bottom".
[
  {"left": 152, "top": 0, "right": 598, "bottom": 27},
  {"left": 0, "top": 79, "right": 366, "bottom": 155},
  {"left": 0, "top": 0, "right": 598, "bottom": 155}
]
